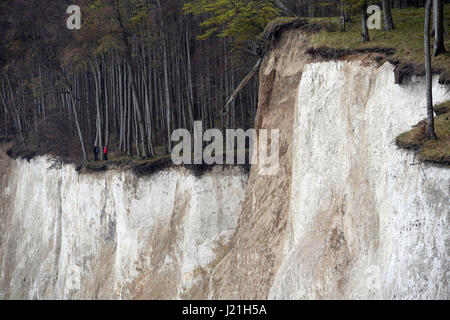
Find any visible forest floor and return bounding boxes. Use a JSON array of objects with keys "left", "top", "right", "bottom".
[
  {"left": 307, "top": 5, "right": 450, "bottom": 84},
  {"left": 2, "top": 136, "right": 251, "bottom": 177},
  {"left": 76, "top": 144, "right": 251, "bottom": 176}
]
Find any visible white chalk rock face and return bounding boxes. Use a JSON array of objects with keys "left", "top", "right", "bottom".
[
  {"left": 269, "top": 61, "right": 450, "bottom": 299},
  {"left": 0, "top": 159, "right": 247, "bottom": 299}
]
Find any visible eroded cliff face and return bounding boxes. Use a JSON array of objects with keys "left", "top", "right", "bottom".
[
  {"left": 209, "top": 29, "right": 311, "bottom": 299},
  {"left": 209, "top": 29, "right": 449, "bottom": 299},
  {"left": 0, "top": 28, "right": 449, "bottom": 300},
  {"left": 269, "top": 61, "right": 449, "bottom": 299},
  {"left": 0, "top": 155, "right": 247, "bottom": 299}
]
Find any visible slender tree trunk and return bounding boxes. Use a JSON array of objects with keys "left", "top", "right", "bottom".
[
  {"left": 103, "top": 55, "right": 110, "bottom": 148},
  {"left": 32, "top": 87, "right": 39, "bottom": 147},
  {"left": 0, "top": 81, "right": 13, "bottom": 139},
  {"left": 140, "top": 34, "right": 156, "bottom": 157},
  {"left": 361, "top": 3, "right": 370, "bottom": 42},
  {"left": 38, "top": 63, "right": 46, "bottom": 122},
  {"left": 118, "top": 61, "right": 124, "bottom": 151},
  {"left": 340, "top": 2, "right": 346, "bottom": 32},
  {"left": 382, "top": 0, "right": 395, "bottom": 31},
  {"left": 425, "top": 0, "right": 437, "bottom": 140},
  {"left": 156, "top": 0, "right": 173, "bottom": 152},
  {"left": 127, "top": 76, "right": 132, "bottom": 156},
  {"left": 92, "top": 61, "right": 103, "bottom": 159},
  {"left": 3, "top": 71, "right": 27, "bottom": 148},
  {"left": 134, "top": 105, "right": 141, "bottom": 157},
  {"left": 68, "top": 88, "right": 88, "bottom": 161},
  {"left": 1, "top": 82, "right": 8, "bottom": 135},
  {"left": 433, "top": 0, "right": 446, "bottom": 56},
  {"left": 185, "top": 17, "right": 195, "bottom": 132},
  {"left": 112, "top": 0, "right": 148, "bottom": 158}
]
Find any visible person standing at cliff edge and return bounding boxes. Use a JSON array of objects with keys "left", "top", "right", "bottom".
[{"left": 103, "top": 145, "right": 108, "bottom": 161}]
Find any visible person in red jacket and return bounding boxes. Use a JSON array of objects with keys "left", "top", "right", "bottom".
[{"left": 103, "top": 145, "right": 108, "bottom": 161}]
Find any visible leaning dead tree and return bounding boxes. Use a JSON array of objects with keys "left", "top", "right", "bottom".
[
  {"left": 220, "top": 18, "right": 307, "bottom": 116},
  {"left": 220, "top": 58, "right": 262, "bottom": 115},
  {"left": 273, "top": 0, "right": 297, "bottom": 17}
]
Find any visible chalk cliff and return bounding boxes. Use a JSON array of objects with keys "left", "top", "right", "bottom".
[
  {"left": 0, "top": 27, "right": 448, "bottom": 299},
  {"left": 0, "top": 156, "right": 247, "bottom": 299}
]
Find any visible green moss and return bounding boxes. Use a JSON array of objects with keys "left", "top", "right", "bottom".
[{"left": 396, "top": 101, "right": 450, "bottom": 166}]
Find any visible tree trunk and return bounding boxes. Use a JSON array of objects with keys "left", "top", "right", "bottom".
[
  {"left": 382, "top": 0, "right": 395, "bottom": 31},
  {"left": 433, "top": 0, "right": 446, "bottom": 56},
  {"left": 156, "top": 0, "right": 173, "bottom": 152},
  {"left": 92, "top": 62, "right": 103, "bottom": 159},
  {"left": 185, "top": 17, "right": 195, "bottom": 132},
  {"left": 32, "top": 86, "right": 39, "bottom": 147},
  {"left": 1, "top": 81, "right": 8, "bottom": 136},
  {"left": 3, "top": 71, "right": 27, "bottom": 148},
  {"left": 111, "top": 0, "right": 148, "bottom": 158},
  {"left": 361, "top": 4, "right": 370, "bottom": 42},
  {"left": 68, "top": 88, "right": 88, "bottom": 161},
  {"left": 425, "top": 0, "right": 437, "bottom": 140},
  {"left": 103, "top": 55, "right": 110, "bottom": 148},
  {"left": 340, "top": 2, "right": 346, "bottom": 32},
  {"left": 127, "top": 79, "right": 132, "bottom": 156},
  {"left": 38, "top": 64, "right": 46, "bottom": 122},
  {"left": 221, "top": 58, "right": 262, "bottom": 115},
  {"left": 274, "top": 0, "right": 295, "bottom": 17}
]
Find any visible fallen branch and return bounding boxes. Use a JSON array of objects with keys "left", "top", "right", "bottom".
[
  {"left": 220, "top": 58, "right": 262, "bottom": 115},
  {"left": 274, "top": 0, "right": 297, "bottom": 17}
]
